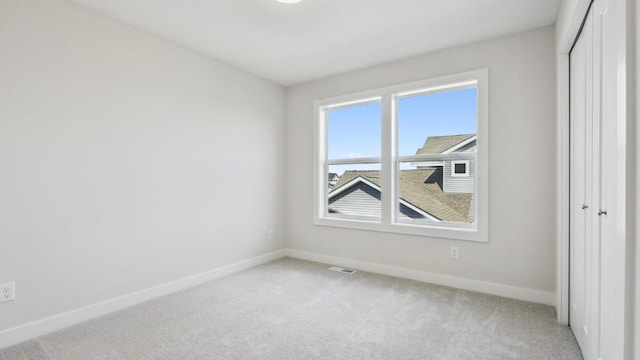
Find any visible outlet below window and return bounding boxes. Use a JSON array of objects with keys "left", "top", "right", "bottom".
[
  {"left": 450, "top": 246, "right": 459, "bottom": 260},
  {"left": 0, "top": 282, "right": 15, "bottom": 303}
]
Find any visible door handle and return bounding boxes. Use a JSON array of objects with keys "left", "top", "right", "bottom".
[
  {"left": 581, "top": 204, "right": 589, "bottom": 209},
  {"left": 598, "top": 210, "right": 607, "bottom": 216}
]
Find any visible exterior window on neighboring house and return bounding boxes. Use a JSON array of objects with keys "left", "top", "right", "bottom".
[
  {"left": 314, "top": 69, "right": 488, "bottom": 242},
  {"left": 451, "top": 160, "right": 470, "bottom": 177}
]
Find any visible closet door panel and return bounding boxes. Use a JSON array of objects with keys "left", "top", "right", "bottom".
[
  {"left": 581, "top": 12, "right": 597, "bottom": 359},
  {"left": 569, "top": 9, "right": 600, "bottom": 358},
  {"left": 569, "top": 16, "right": 589, "bottom": 351},
  {"left": 594, "top": 0, "right": 625, "bottom": 357}
]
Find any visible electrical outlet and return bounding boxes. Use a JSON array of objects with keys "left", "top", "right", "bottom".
[
  {"left": 267, "top": 230, "right": 274, "bottom": 240},
  {"left": 0, "top": 282, "right": 15, "bottom": 303},
  {"left": 450, "top": 246, "right": 459, "bottom": 260}
]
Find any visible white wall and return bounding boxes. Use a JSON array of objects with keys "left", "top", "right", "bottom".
[
  {"left": 0, "top": 0, "right": 284, "bottom": 331},
  {"left": 285, "top": 27, "right": 557, "bottom": 296}
]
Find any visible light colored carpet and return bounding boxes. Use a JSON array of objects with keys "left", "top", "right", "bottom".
[{"left": 1, "top": 257, "right": 582, "bottom": 360}]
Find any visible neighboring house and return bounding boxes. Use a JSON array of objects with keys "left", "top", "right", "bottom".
[
  {"left": 328, "top": 134, "right": 476, "bottom": 223},
  {"left": 413, "top": 133, "right": 476, "bottom": 194},
  {"left": 328, "top": 172, "right": 339, "bottom": 187}
]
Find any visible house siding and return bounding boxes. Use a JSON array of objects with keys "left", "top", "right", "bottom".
[
  {"left": 329, "top": 182, "right": 424, "bottom": 219},
  {"left": 443, "top": 159, "right": 475, "bottom": 194},
  {"left": 454, "top": 142, "right": 476, "bottom": 153},
  {"left": 329, "top": 183, "right": 381, "bottom": 217},
  {"left": 468, "top": 192, "right": 476, "bottom": 220}
]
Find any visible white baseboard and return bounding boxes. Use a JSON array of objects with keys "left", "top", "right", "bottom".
[
  {"left": 0, "top": 250, "right": 285, "bottom": 349},
  {"left": 284, "top": 249, "right": 556, "bottom": 306}
]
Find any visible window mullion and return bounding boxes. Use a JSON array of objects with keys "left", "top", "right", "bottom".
[{"left": 380, "top": 94, "right": 393, "bottom": 225}]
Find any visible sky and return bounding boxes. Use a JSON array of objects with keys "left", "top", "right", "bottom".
[{"left": 327, "top": 87, "right": 477, "bottom": 175}]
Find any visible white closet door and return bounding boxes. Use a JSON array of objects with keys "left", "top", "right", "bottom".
[
  {"left": 593, "top": 0, "right": 625, "bottom": 357},
  {"left": 569, "top": 8, "right": 597, "bottom": 359},
  {"left": 568, "top": 0, "right": 627, "bottom": 358}
]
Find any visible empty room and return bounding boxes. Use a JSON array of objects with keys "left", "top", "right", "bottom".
[{"left": 0, "top": 0, "right": 638, "bottom": 359}]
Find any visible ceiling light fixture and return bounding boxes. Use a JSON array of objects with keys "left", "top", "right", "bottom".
[{"left": 277, "top": 0, "right": 302, "bottom": 3}]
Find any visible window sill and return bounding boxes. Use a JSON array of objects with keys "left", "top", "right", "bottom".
[{"left": 314, "top": 216, "right": 487, "bottom": 243}]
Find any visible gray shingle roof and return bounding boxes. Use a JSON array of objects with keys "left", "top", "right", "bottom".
[
  {"left": 415, "top": 134, "right": 475, "bottom": 155},
  {"left": 329, "top": 169, "right": 472, "bottom": 223}
]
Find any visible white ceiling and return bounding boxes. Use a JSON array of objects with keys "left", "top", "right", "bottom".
[{"left": 71, "top": 0, "right": 561, "bottom": 86}]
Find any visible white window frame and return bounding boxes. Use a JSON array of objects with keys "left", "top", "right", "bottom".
[
  {"left": 313, "top": 69, "right": 489, "bottom": 242},
  {"left": 451, "top": 160, "right": 470, "bottom": 177}
]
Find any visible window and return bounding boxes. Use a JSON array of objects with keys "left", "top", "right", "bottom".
[
  {"left": 314, "top": 69, "right": 488, "bottom": 242},
  {"left": 451, "top": 160, "right": 470, "bottom": 177},
  {"left": 325, "top": 100, "right": 381, "bottom": 220}
]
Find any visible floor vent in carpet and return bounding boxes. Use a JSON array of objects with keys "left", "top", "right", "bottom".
[{"left": 329, "top": 266, "right": 356, "bottom": 274}]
